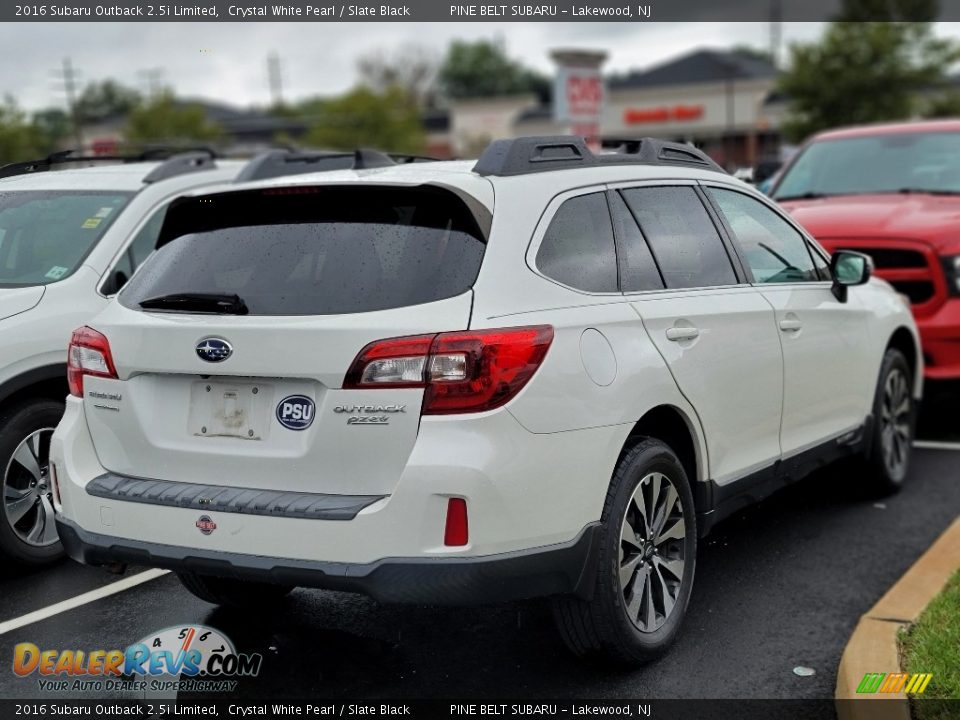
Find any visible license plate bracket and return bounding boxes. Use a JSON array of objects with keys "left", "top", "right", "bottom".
[{"left": 187, "top": 381, "right": 272, "bottom": 440}]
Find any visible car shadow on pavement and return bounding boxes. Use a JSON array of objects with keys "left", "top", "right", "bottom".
[
  {"left": 177, "top": 456, "right": 929, "bottom": 701},
  {"left": 917, "top": 380, "right": 960, "bottom": 442}
]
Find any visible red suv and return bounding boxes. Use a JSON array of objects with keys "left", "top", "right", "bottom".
[{"left": 771, "top": 120, "right": 960, "bottom": 380}]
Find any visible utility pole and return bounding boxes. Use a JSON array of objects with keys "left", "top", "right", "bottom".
[
  {"left": 770, "top": 0, "right": 783, "bottom": 68},
  {"left": 267, "top": 52, "right": 283, "bottom": 107},
  {"left": 53, "top": 57, "right": 84, "bottom": 152},
  {"left": 138, "top": 67, "right": 165, "bottom": 100}
]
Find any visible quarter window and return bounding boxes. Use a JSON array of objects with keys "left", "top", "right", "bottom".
[
  {"left": 707, "top": 187, "right": 820, "bottom": 284},
  {"left": 536, "top": 192, "right": 618, "bottom": 293},
  {"left": 104, "top": 204, "right": 169, "bottom": 294},
  {"left": 621, "top": 186, "right": 737, "bottom": 289}
]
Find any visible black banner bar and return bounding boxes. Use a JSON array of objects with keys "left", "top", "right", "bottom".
[
  {"left": 3, "top": 699, "right": 960, "bottom": 719},
  {"left": 4, "top": 0, "right": 930, "bottom": 23}
]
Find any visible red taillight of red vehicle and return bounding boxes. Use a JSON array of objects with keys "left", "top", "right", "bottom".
[
  {"left": 67, "top": 326, "right": 118, "bottom": 397},
  {"left": 444, "top": 498, "right": 469, "bottom": 547},
  {"left": 344, "top": 325, "right": 554, "bottom": 414}
]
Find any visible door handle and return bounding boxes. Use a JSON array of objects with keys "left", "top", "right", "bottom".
[
  {"left": 666, "top": 327, "right": 700, "bottom": 342},
  {"left": 779, "top": 318, "right": 803, "bottom": 332}
]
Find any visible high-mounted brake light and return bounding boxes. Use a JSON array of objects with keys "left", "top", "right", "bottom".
[
  {"left": 67, "top": 326, "right": 118, "bottom": 397},
  {"left": 344, "top": 325, "right": 554, "bottom": 414}
]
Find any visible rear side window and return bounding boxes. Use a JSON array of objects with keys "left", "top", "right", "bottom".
[
  {"left": 621, "top": 187, "right": 737, "bottom": 289},
  {"left": 536, "top": 192, "right": 618, "bottom": 292},
  {"left": 120, "top": 185, "right": 487, "bottom": 316},
  {"left": 0, "top": 191, "right": 131, "bottom": 288}
]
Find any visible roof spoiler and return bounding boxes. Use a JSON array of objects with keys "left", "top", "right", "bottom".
[{"left": 235, "top": 148, "right": 443, "bottom": 183}]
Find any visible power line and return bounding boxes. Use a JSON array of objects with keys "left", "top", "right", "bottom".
[
  {"left": 770, "top": 0, "right": 783, "bottom": 68},
  {"left": 267, "top": 52, "right": 283, "bottom": 107},
  {"left": 138, "top": 67, "right": 165, "bottom": 99},
  {"left": 51, "top": 57, "right": 84, "bottom": 151}
]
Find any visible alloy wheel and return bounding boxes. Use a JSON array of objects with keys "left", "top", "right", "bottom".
[
  {"left": 880, "top": 368, "right": 911, "bottom": 479},
  {"left": 3, "top": 428, "right": 58, "bottom": 548},
  {"left": 619, "top": 471, "right": 686, "bottom": 633}
]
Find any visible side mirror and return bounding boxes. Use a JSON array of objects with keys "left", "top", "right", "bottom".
[{"left": 831, "top": 251, "right": 872, "bottom": 302}]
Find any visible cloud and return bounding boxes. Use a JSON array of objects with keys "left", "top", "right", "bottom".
[{"left": 0, "top": 21, "right": 829, "bottom": 111}]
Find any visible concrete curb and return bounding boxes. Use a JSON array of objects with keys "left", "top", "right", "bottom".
[{"left": 835, "top": 516, "right": 960, "bottom": 720}]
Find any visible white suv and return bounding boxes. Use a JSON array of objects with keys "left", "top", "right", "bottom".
[
  {"left": 0, "top": 151, "right": 245, "bottom": 565},
  {"left": 52, "top": 136, "right": 922, "bottom": 663},
  {"left": 0, "top": 147, "right": 411, "bottom": 566}
]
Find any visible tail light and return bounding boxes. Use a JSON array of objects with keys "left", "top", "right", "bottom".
[
  {"left": 344, "top": 325, "right": 554, "bottom": 414},
  {"left": 67, "top": 326, "right": 118, "bottom": 397}
]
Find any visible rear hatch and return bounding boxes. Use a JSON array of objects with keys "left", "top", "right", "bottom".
[{"left": 82, "top": 183, "right": 489, "bottom": 496}]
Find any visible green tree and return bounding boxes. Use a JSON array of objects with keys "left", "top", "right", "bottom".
[
  {"left": 124, "top": 92, "right": 223, "bottom": 146},
  {"left": 302, "top": 85, "right": 425, "bottom": 153},
  {"left": 439, "top": 39, "right": 549, "bottom": 100},
  {"left": 75, "top": 80, "right": 141, "bottom": 124},
  {"left": 357, "top": 44, "right": 439, "bottom": 108},
  {"left": 0, "top": 98, "right": 48, "bottom": 164},
  {"left": 31, "top": 108, "right": 72, "bottom": 152},
  {"left": 778, "top": 4, "right": 960, "bottom": 142},
  {"left": 924, "top": 92, "right": 960, "bottom": 118}
]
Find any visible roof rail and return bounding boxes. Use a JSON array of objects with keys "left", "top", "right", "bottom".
[
  {"left": 388, "top": 153, "right": 443, "bottom": 164},
  {"left": 142, "top": 151, "right": 218, "bottom": 183},
  {"left": 234, "top": 147, "right": 398, "bottom": 183},
  {"left": 137, "top": 146, "right": 219, "bottom": 161},
  {"left": 0, "top": 147, "right": 220, "bottom": 181},
  {"left": 472, "top": 135, "right": 725, "bottom": 177}
]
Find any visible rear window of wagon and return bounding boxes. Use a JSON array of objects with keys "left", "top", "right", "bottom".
[{"left": 120, "top": 185, "right": 489, "bottom": 316}]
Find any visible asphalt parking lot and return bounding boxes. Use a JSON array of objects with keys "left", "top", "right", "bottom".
[{"left": 1, "top": 385, "right": 958, "bottom": 706}]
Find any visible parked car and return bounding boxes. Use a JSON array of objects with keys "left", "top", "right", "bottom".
[
  {"left": 770, "top": 120, "right": 960, "bottom": 380},
  {"left": 0, "top": 147, "right": 396, "bottom": 566},
  {"left": 0, "top": 150, "right": 248, "bottom": 566},
  {"left": 52, "top": 136, "right": 921, "bottom": 664}
]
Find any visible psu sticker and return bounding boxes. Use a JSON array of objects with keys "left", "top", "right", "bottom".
[{"left": 276, "top": 395, "right": 315, "bottom": 431}]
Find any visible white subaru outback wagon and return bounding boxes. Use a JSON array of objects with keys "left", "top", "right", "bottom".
[{"left": 52, "top": 136, "right": 921, "bottom": 664}]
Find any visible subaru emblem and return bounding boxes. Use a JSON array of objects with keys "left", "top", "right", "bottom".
[{"left": 196, "top": 338, "right": 232, "bottom": 363}]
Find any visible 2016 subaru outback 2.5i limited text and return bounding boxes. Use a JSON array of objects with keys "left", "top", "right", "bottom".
[{"left": 52, "top": 137, "right": 921, "bottom": 664}]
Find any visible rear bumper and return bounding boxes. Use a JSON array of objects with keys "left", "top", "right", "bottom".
[
  {"left": 917, "top": 298, "right": 960, "bottom": 380},
  {"left": 56, "top": 516, "right": 600, "bottom": 605}
]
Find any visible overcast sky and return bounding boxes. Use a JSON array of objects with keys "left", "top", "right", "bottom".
[{"left": 2, "top": 22, "right": 957, "bottom": 111}]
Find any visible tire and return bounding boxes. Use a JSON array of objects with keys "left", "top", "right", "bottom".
[
  {"left": 551, "top": 438, "right": 697, "bottom": 665},
  {"left": 861, "top": 348, "right": 916, "bottom": 495},
  {"left": 0, "top": 399, "right": 65, "bottom": 566},
  {"left": 177, "top": 572, "right": 294, "bottom": 608}
]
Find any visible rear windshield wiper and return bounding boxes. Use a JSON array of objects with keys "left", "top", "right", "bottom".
[{"left": 138, "top": 292, "right": 249, "bottom": 315}]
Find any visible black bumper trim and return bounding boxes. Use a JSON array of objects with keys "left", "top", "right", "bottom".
[
  {"left": 56, "top": 518, "right": 601, "bottom": 605},
  {"left": 86, "top": 472, "right": 384, "bottom": 521}
]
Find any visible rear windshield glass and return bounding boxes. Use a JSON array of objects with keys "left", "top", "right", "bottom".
[
  {"left": 0, "top": 191, "right": 131, "bottom": 287},
  {"left": 119, "top": 185, "right": 488, "bottom": 315}
]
